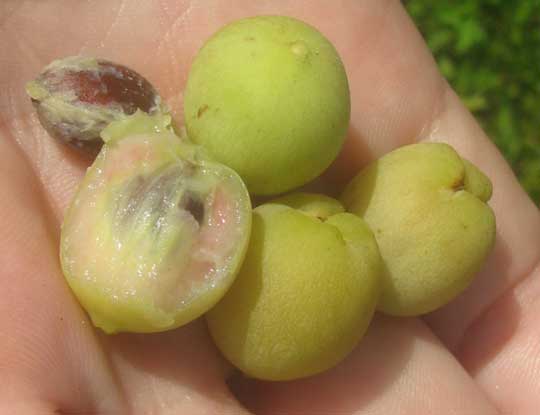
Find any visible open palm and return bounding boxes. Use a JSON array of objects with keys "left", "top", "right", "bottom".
[{"left": 1, "top": 1, "right": 539, "bottom": 414}]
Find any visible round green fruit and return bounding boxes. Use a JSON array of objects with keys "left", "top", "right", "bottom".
[
  {"left": 206, "top": 193, "right": 381, "bottom": 381},
  {"left": 341, "top": 143, "right": 496, "bottom": 316},
  {"left": 60, "top": 112, "right": 252, "bottom": 333},
  {"left": 184, "top": 16, "right": 350, "bottom": 195}
]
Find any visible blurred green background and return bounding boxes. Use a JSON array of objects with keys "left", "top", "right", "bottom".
[{"left": 405, "top": 0, "right": 540, "bottom": 205}]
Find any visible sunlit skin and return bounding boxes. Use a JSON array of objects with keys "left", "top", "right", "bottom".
[{"left": 1, "top": 1, "right": 540, "bottom": 414}]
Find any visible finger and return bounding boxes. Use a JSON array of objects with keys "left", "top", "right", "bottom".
[
  {"left": 457, "top": 263, "right": 540, "bottom": 414},
  {"left": 231, "top": 315, "right": 497, "bottom": 415},
  {"left": 0, "top": 134, "right": 124, "bottom": 414},
  {"left": 100, "top": 320, "right": 251, "bottom": 414},
  {"left": 420, "top": 92, "right": 540, "bottom": 415}
]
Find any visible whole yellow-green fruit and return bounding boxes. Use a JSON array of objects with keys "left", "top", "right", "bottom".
[
  {"left": 184, "top": 16, "right": 350, "bottom": 195},
  {"left": 341, "top": 143, "right": 496, "bottom": 316},
  {"left": 206, "top": 193, "right": 381, "bottom": 381}
]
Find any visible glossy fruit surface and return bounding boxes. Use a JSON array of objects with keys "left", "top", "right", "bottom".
[{"left": 61, "top": 112, "right": 251, "bottom": 333}]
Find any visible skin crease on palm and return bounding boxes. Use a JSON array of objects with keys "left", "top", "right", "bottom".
[{"left": 0, "top": 0, "right": 539, "bottom": 414}]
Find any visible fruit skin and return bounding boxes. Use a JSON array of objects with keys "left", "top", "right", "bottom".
[
  {"left": 341, "top": 142, "right": 496, "bottom": 316},
  {"left": 60, "top": 112, "right": 251, "bottom": 333},
  {"left": 184, "top": 16, "right": 350, "bottom": 196},
  {"left": 270, "top": 192, "right": 345, "bottom": 218},
  {"left": 26, "top": 56, "right": 165, "bottom": 154},
  {"left": 206, "top": 193, "right": 381, "bottom": 381}
]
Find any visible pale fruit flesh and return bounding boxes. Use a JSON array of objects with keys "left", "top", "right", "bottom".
[
  {"left": 206, "top": 194, "right": 381, "bottom": 381},
  {"left": 341, "top": 142, "right": 496, "bottom": 316},
  {"left": 60, "top": 112, "right": 252, "bottom": 333}
]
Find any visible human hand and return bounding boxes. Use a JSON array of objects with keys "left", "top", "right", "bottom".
[{"left": 1, "top": 1, "right": 539, "bottom": 414}]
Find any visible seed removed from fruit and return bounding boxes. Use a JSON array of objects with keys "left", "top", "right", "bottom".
[
  {"left": 341, "top": 142, "right": 496, "bottom": 316},
  {"left": 26, "top": 56, "right": 166, "bottom": 153},
  {"left": 206, "top": 193, "right": 381, "bottom": 381},
  {"left": 61, "top": 112, "right": 251, "bottom": 333},
  {"left": 184, "top": 16, "right": 350, "bottom": 195}
]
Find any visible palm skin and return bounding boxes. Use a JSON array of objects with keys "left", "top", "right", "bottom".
[{"left": 1, "top": 1, "right": 539, "bottom": 414}]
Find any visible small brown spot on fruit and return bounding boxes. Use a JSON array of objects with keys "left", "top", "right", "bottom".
[
  {"left": 451, "top": 177, "right": 465, "bottom": 192},
  {"left": 197, "top": 105, "right": 209, "bottom": 118}
]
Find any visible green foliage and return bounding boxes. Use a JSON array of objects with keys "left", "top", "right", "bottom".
[{"left": 406, "top": 0, "right": 540, "bottom": 205}]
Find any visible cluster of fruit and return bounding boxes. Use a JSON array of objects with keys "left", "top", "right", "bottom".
[{"left": 26, "top": 16, "right": 496, "bottom": 381}]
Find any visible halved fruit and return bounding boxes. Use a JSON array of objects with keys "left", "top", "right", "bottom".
[{"left": 60, "top": 112, "right": 251, "bottom": 333}]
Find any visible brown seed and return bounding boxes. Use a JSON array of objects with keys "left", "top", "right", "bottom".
[{"left": 26, "top": 56, "right": 164, "bottom": 153}]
